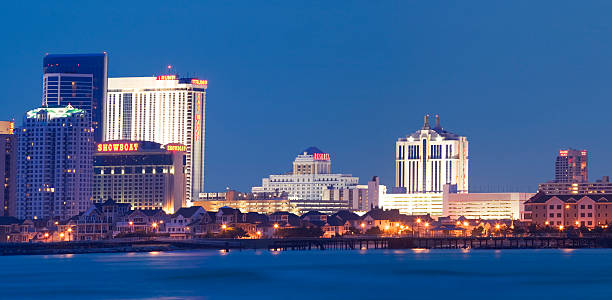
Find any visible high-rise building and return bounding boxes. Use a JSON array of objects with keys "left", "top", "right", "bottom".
[
  {"left": 93, "top": 140, "right": 186, "bottom": 213},
  {"left": 0, "top": 121, "right": 16, "bottom": 217},
  {"left": 104, "top": 75, "right": 207, "bottom": 204},
  {"left": 43, "top": 53, "right": 108, "bottom": 142},
  {"left": 395, "top": 115, "right": 469, "bottom": 193},
  {"left": 252, "top": 147, "right": 359, "bottom": 202},
  {"left": 555, "top": 149, "right": 588, "bottom": 183},
  {"left": 539, "top": 176, "right": 612, "bottom": 195},
  {"left": 16, "top": 105, "right": 93, "bottom": 220}
]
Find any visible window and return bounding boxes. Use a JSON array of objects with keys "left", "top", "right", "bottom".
[
  {"left": 581, "top": 205, "right": 585, "bottom": 209},
  {"left": 588, "top": 205, "right": 593, "bottom": 209},
  {"left": 549, "top": 205, "right": 554, "bottom": 209},
  {"left": 549, "top": 213, "right": 554, "bottom": 218}
]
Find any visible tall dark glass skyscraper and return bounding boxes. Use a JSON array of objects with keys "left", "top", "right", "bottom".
[{"left": 43, "top": 53, "right": 108, "bottom": 142}]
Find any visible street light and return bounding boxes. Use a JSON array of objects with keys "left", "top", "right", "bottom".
[
  {"left": 221, "top": 224, "right": 227, "bottom": 230},
  {"left": 273, "top": 223, "right": 279, "bottom": 229}
]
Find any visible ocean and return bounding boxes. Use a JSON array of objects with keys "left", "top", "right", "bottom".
[{"left": 0, "top": 249, "right": 610, "bottom": 299}]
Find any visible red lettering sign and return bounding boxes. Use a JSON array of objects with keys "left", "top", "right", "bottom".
[
  {"left": 157, "top": 75, "right": 177, "bottom": 80},
  {"left": 314, "top": 153, "right": 330, "bottom": 161},
  {"left": 97, "top": 143, "right": 140, "bottom": 152},
  {"left": 166, "top": 144, "right": 187, "bottom": 152}
]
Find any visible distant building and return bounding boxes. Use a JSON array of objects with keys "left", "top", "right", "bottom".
[
  {"left": 93, "top": 140, "right": 186, "bottom": 213},
  {"left": 0, "top": 121, "right": 16, "bottom": 217},
  {"left": 539, "top": 176, "right": 612, "bottom": 195},
  {"left": 194, "top": 190, "right": 298, "bottom": 214},
  {"left": 555, "top": 149, "right": 588, "bottom": 183},
  {"left": 395, "top": 115, "right": 468, "bottom": 193},
  {"left": 380, "top": 188, "right": 444, "bottom": 216},
  {"left": 524, "top": 192, "right": 612, "bottom": 228},
  {"left": 16, "top": 105, "right": 93, "bottom": 220},
  {"left": 105, "top": 75, "right": 207, "bottom": 204},
  {"left": 442, "top": 185, "right": 534, "bottom": 220},
  {"left": 252, "top": 147, "right": 359, "bottom": 201},
  {"left": 322, "top": 176, "right": 385, "bottom": 211},
  {"left": 43, "top": 53, "right": 108, "bottom": 142}
]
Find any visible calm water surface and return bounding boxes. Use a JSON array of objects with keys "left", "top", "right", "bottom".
[{"left": 1, "top": 248, "right": 611, "bottom": 299}]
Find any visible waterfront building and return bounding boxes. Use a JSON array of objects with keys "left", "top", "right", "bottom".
[
  {"left": 252, "top": 147, "right": 359, "bottom": 201},
  {"left": 380, "top": 188, "right": 444, "bottom": 216},
  {"left": 442, "top": 185, "right": 534, "bottom": 220},
  {"left": 395, "top": 115, "right": 468, "bottom": 193},
  {"left": 538, "top": 176, "right": 612, "bottom": 195},
  {"left": 554, "top": 149, "right": 588, "bottom": 183},
  {"left": 16, "top": 105, "right": 93, "bottom": 220},
  {"left": 104, "top": 75, "right": 207, "bottom": 204},
  {"left": 524, "top": 192, "right": 612, "bottom": 228},
  {"left": 43, "top": 53, "right": 108, "bottom": 142},
  {"left": 0, "top": 121, "right": 16, "bottom": 216},
  {"left": 195, "top": 190, "right": 298, "bottom": 214},
  {"left": 93, "top": 140, "right": 186, "bottom": 213},
  {"left": 321, "top": 176, "right": 385, "bottom": 211}
]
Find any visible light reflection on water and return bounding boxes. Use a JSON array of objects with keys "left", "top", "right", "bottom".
[{"left": 1, "top": 249, "right": 611, "bottom": 299}]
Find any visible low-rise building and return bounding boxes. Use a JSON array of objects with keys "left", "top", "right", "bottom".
[
  {"left": 380, "top": 188, "right": 444, "bottom": 216},
  {"left": 524, "top": 192, "right": 612, "bottom": 228},
  {"left": 538, "top": 176, "right": 612, "bottom": 195},
  {"left": 442, "top": 185, "right": 534, "bottom": 220},
  {"left": 195, "top": 190, "right": 298, "bottom": 214}
]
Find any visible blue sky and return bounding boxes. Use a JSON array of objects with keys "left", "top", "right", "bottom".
[{"left": 1, "top": 1, "right": 611, "bottom": 192}]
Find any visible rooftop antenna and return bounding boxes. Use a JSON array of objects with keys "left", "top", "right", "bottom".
[{"left": 423, "top": 114, "right": 430, "bottom": 129}]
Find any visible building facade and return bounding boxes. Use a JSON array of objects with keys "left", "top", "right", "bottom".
[
  {"left": 252, "top": 147, "right": 359, "bottom": 201},
  {"left": 16, "top": 106, "right": 93, "bottom": 220},
  {"left": 555, "top": 149, "right": 588, "bottom": 183},
  {"left": 0, "top": 121, "right": 16, "bottom": 216},
  {"left": 524, "top": 192, "right": 612, "bottom": 228},
  {"left": 104, "top": 75, "right": 207, "bottom": 204},
  {"left": 93, "top": 140, "right": 186, "bottom": 213},
  {"left": 442, "top": 185, "right": 534, "bottom": 220},
  {"left": 322, "top": 176, "right": 385, "bottom": 211},
  {"left": 380, "top": 188, "right": 444, "bottom": 216},
  {"left": 395, "top": 115, "right": 468, "bottom": 193},
  {"left": 538, "top": 176, "right": 612, "bottom": 195},
  {"left": 43, "top": 53, "right": 108, "bottom": 142},
  {"left": 195, "top": 190, "right": 298, "bottom": 214}
]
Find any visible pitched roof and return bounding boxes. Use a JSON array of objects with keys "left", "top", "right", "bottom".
[
  {"left": 526, "top": 192, "right": 612, "bottom": 204},
  {"left": 301, "top": 147, "right": 325, "bottom": 155},
  {"left": 330, "top": 210, "right": 361, "bottom": 222},
  {"left": 326, "top": 216, "right": 346, "bottom": 226},
  {"left": 174, "top": 207, "right": 204, "bottom": 218},
  {"left": 0, "top": 216, "right": 22, "bottom": 225},
  {"left": 300, "top": 211, "right": 326, "bottom": 219}
]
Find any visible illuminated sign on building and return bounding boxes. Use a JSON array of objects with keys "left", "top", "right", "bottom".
[
  {"left": 156, "top": 75, "right": 177, "bottom": 80},
  {"left": 581, "top": 151, "right": 588, "bottom": 156},
  {"left": 166, "top": 144, "right": 187, "bottom": 152},
  {"left": 97, "top": 143, "right": 139, "bottom": 152},
  {"left": 313, "top": 153, "right": 330, "bottom": 161},
  {"left": 191, "top": 79, "right": 207, "bottom": 85},
  {"left": 559, "top": 150, "right": 568, "bottom": 157}
]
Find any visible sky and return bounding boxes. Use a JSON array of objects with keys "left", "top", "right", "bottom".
[{"left": 1, "top": 1, "right": 612, "bottom": 193}]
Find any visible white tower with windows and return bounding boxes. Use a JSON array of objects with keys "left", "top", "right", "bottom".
[{"left": 395, "top": 115, "right": 468, "bottom": 193}]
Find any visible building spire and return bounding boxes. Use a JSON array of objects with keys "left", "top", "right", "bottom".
[
  {"left": 423, "top": 114, "right": 430, "bottom": 129},
  {"left": 435, "top": 114, "right": 441, "bottom": 129}
]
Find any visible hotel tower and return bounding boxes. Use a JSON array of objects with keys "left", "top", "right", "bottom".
[
  {"left": 395, "top": 115, "right": 469, "bottom": 193},
  {"left": 104, "top": 75, "right": 207, "bottom": 204}
]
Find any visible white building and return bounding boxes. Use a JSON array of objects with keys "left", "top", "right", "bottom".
[
  {"left": 104, "top": 75, "right": 207, "bottom": 204},
  {"left": 322, "top": 176, "right": 386, "bottom": 211},
  {"left": 252, "top": 147, "right": 359, "bottom": 201},
  {"left": 395, "top": 115, "right": 468, "bottom": 193},
  {"left": 442, "top": 185, "right": 534, "bottom": 220},
  {"left": 16, "top": 105, "right": 93, "bottom": 220},
  {"left": 380, "top": 191, "right": 444, "bottom": 216}
]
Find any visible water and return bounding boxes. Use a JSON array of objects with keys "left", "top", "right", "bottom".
[{"left": 1, "top": 249, "right": 611, "bottom": 299}]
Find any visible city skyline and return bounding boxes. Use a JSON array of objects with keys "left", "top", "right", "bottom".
[{"left": 1, "top": 2, "right": 610, "bottom": 193}]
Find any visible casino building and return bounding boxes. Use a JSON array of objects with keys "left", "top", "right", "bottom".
[
  {"left": 252, "top": 147, "right": 359, "bottom": 202},
  {"left": 93, "top": 140, "right": 186, "bottom": 213},
  {"left": 104, "top": 75, "right": 206, "bottom": 205}
]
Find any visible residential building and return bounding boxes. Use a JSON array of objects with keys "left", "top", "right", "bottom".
[
  {"left": 252, "top": 147, "right": 359, "bottom": 202},
  {"left": 93, "top": 140, "right": 186, "bottom": 213},
  {"left": 0, "top": 121, "right": 16, "bottom": 216},
  {"left": 0, "top": 217, "right": 35, "bottom": 242},
  {"left": 165, "top": 206, "right": 206, "bottom": 238},
  {"left": 43, "top": 53, "right": 108, "bottom": 142},
  {"left": 116, "top": 209, "right": 168, "bottom": 236},
  {"left": 442, "top": 185, "right": 534, "bottom": 220},
  {"left": 555, "top": 149, "right": 588, "bottom": 183},
  {"left": 16, "top": 105, "right": 93, "bottom": 220},
  {"left": 104, "top": 75, "right": 207, "bottom": 204},
  {"left": 538, "top": 176, "right": 612, "bottom": 195},
  {"left": 395, "top": 115, "right": 468, "bottom": 193},
  {"left": 524, "top": 192, "right": 612, "bottom": 228}
]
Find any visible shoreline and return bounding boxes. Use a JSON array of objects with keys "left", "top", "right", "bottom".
[{"left": 2, "top": 236, "right": 612, "bottom": 256}]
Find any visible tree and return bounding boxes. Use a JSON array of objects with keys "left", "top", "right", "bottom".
[
  {"left": 217, "top": 227, "right": 248, "bottom": 238},
  {"left": 471, "top": 226, "right": 484, "bottom": 237},
  {"left": 277, "top": 227, "right": 324, "bottom": 238},
  {"left": 365, "top": 226, "right": 382, "bottom": 235}
]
